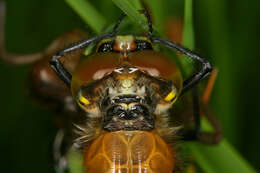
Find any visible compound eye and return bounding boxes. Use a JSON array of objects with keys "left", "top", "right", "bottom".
[
  {"left": 164, "top": 89, "right": 178, "bottom": 104},
  {"left": 97, "top": 41, "right": 114, "bottom": 53}
]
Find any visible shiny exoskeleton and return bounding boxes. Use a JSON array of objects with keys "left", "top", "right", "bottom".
[
  {"left": 84, "top": 131, "right": 175, "bottom": 173},
  {"left": 49, "top": 12, "right": 213, "bottom": 173},
  {"left": 69, "top": 35, "right": 182, "bottom": 172}
]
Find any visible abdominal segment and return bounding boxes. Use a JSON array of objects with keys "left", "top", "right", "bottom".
[{"left": 84, "top": 131, "right": 175, "bottom": 173}]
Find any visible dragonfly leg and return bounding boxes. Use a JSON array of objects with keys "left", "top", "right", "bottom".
[
  {"left": 179, "top": 99, "right": 222, "bottom": 144},
  {"left": 197, "top": 102, "right": 223, "bottom": 144},
  {"left": 179, "top": 87, "right": 201, "bottom": 141},
  {"left": 199, "top": 67, "right": 222, "bottom": 144},
  {"left": 151, "top": 37, "right": 212, "bottom": 95},
  {"left": 180, "top": 69, "right": 222, "bottom": 144}
]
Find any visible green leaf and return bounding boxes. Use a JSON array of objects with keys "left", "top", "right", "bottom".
[
  {"left": 183, "top": 0, "right": 257, "bottom": 172},
  {"left": 65, "top": 0, "right": 106, "bottom": 33},
  {"left": 186, "top": 120, "right": 257, "bottom": 173},
  {"left": 112, "top": 0, "right": 148, "bottom": 31},
  {"left": 182, "top": 0, "right": 195, "bottom": 76},
  {"left": 143, "top": 0, "right": 167, "bottom": 33},
  {"left": 68, "top": 149, "right": 84, "bottom": 173}
]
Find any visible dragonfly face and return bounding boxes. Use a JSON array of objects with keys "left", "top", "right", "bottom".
[
  {"left": 65, "top": 35, "right": 184, "bottom": 172},
  {"left": 71, "top": 35, "right": 182, "bottom": 132}
]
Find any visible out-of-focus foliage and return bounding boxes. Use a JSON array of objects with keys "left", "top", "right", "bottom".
[{"left": 0, "top": 0, "right": 259, "bottom": 172}]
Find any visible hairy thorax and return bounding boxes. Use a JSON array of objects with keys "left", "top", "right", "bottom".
[{"left": 84, "top": 130, "right": 175, "bottom": 173}]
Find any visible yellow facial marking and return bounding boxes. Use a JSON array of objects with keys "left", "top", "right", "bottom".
[
  {"left": 122, "top": 79, "right": 134, "bottom": 88},
  {"left": 164, "top": 91, "right": 177, "bottom": 103},
  {"left": 79, "top": 95, "right": 91, "bottom": 105}
]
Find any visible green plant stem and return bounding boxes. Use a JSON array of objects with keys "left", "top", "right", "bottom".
[
  {"left": 65, "top": 0, "right": 106, "bottom": 33},
  {"left": 112, "top": 0, "right": 148, "bottom": 31}
]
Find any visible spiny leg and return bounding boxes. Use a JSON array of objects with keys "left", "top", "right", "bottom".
[
  {"left": 180, "top": 70, "right": 222, "bottom": 144},
  {"left": 199, "top": 68, "right": 222, "bottom": 144},
  {"left": 179, "top": 87, "right": 201, "bottom": 141},
  {"left": 151, "top": 37, "right": 212, "bottom": 94},
  {"left": 192, "top": 87, "right": 201, "bottom": 139},
  {"left": 50, "top": 34, "right": 113, "bottom": 87}
]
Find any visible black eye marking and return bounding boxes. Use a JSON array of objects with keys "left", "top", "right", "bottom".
[
  {"left": 135, "top": 40, "right": 153, "bottom": 51},
  {"left": 97, "top": 41, "right": 114, "bottom": 53}
]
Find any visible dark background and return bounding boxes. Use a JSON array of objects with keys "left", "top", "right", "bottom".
[{"left": 0, "top": 0, "right": 259, "bottom": 172}]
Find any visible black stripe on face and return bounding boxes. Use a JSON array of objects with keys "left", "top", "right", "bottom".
[
  {"left": 97, "top": 41, "right": 114, "bottom": 53},
  {"left": 135, "top": 40, "right": 153, "bottom": 51},
  {"left": 112, "top": 95, "right": 142, "bottom": 104}
]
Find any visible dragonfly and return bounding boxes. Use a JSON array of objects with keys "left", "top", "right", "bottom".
[{"left": 0, "top": 1, "right": 222, "bottom": 172}]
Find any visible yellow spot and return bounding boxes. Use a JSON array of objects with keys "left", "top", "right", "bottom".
[
  {"left": 164, "top": 91, "right": 177, "bottom": 103},
  {"left": 79, "top": 96, "right": 90, "bottom": 105},
  {"left": 122, "top": 79, "right": 133, "bottom": 88},
  {"left": 119, "top": 103, "right": 128, "bottom": 110}
]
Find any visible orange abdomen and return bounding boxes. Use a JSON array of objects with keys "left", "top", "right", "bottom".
[{"left": 84, "top": 131, "right": 175, "bottom": 173}]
